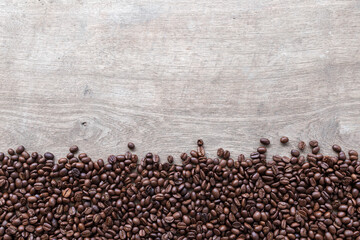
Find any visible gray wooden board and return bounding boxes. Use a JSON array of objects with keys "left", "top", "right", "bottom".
[{"left": 1, "top": 0, "right": 360, "bottom": 162}]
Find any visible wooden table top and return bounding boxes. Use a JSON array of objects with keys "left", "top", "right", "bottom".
[{"left": 1, "top": 0, "right": 360, "bottom": 161}]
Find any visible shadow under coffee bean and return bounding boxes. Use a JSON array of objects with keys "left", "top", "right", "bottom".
[{"left": 0, "top": 139, "right": 360, "bottom": 239}]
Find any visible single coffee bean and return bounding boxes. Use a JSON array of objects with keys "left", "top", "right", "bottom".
[
  {"left": 312, "top": 146, "right": 320, "bottom": 154},
  {"left": 332, "top": 144, "right": 341, "bottom": 153},
  {"left": 217, "top": 148, "right": 224, "bottom": 158},
  {"left": 167, "top": 155, "right": 174, "bottom": 163},
  {"left": 69, "top": 145, "right": 79, "bottom": 153},
  {"left": 127, "top": 142, "right": 135, "bottom": 150},
  {"left": 309, "top": 140, "right": 318, "bottom": 147},
  {"left": 62, "top": 188, "right": 72, "bottom": 198},
  {"left": 291, "top": 149, "right": 300, "bottom": 157},
  {"left": 280, "top": 136, "right": 289, "bottom": 144},
  {"left": 298, "top": 141, "right": 306, "bottom": 150},
  {"left": 260, "top": 138, "right": 270, "bottom": 145},
  {"left": 257, "top": 147, "right": 267, "bottom": 154},
  {"left": 16, "top": 145, "right": 25, "bottom": 154},
  {"left": 44, "top": 152, "right": 54, "bottom": 160}
]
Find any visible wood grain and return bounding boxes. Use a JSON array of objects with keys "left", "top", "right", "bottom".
[{"left": 1, "top": 0, "right": 360, "bottom": 161}]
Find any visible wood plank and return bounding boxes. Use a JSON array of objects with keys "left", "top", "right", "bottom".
[{"left": 1, "top": 0, "right": 360, "bottom": 161}]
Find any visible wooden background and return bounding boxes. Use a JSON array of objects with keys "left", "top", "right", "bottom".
[{"left": 1, "top": 0, "right": 360, "bottom": 162}]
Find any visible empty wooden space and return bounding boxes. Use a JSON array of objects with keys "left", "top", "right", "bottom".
[{"left": 1, "top": 0, "right": 360, "bottom": 161}]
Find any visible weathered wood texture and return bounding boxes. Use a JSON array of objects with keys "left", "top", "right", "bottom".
[{"left": 1, "top": 1, "right": 360, "bottom": 161}]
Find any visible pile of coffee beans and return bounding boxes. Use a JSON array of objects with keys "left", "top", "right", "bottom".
[{"left": 1, "top": 138, "right": 360, "bottom": 240}]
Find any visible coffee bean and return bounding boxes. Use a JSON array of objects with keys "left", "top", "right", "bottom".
[
  {"left": 165, "top": 216, "right": 174, "bottom": 223},
  {"left": 127, "top": 142, "right": 135, "bottom": 150},
  {"left": 0, "top": 140, "right": 359, "bottom": 239},
  {"left": 16, "top": 145, "right": 25, "bottom": 154},
  {"left": 217, "top": 148, "right": 224, "bottom": 158},
  {"left": 260, "top": 138, "right": 270, "bottom": 145},
  {"left": 69, "top": 145, "right": 79, "bottom": 153},
  {"left": 280, "top": 136, "right": 289, "bottom": 144},
  {"left": 309, "top": 140, "right": 318, "bottom": 147},
  {"left": 167, "top": 155, "right": 174, "bottom": 163},
  {"left": 212, "top": 188, "right": 220, "bottom": 199},
  {"left": 291, "top": 149, "right": 300, "bottom": 157},
  {"left": 62, "top": 188, "right": 72, "bottom": 198},
  {"left": 223, "top": 150, "right": 230, "bottom": 160},
  {"left": 257, "top": 146, "right": 267, "bottom": 154},
  {"left": 298, "top": 141, "right": 306, "bottom": 150},
  {"left": 44, "top": 152, "right": 54, "bottom": 160},
  {"left": 177, "top": 222, "right": 187, "bottom": 230},
  {"left": 332, "top": 144, "right": 341, "bottom": 153},
  {"left": 312, "top": 146, "right": 320, "bottom": 154}
]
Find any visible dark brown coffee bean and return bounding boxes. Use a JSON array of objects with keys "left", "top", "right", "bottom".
[
  {"left": 298, "top": 141, "right": 306, "bottom": 150},
  {"left": 212, "top": 188, "right": 220, "bottom": 199},
  {"left": 332, "top": 144, "right": 341, "bottom": 152},
  {"left": 291, "top": 149, "right": 300, "bottom": 157},
  {"left": 223, "top": 150, "right": 230, "bottom": 160},
  {"left": 197, "top": 139, "right": 204, "bottom": 146},
  {"left": 177, "top": 222, "right": 187, "bottom": 230},
  {"left": 167, "top": 155, "right": 174, "bottom": 163},
  {"left": 349, "top": 150, "right": 358, "bottom": 156},
  {"left": 0, "top": 139, "right": 359, "bottom": 239},
  {"left": 309, "top": 140, "right": 318, "bottom": 147},
  {"left": 69, "top": 145, "right": 79, "bottom": 153},
  {"left": 16, "top": 145, "right": 25, "bottom": 154},
  {"left": 217, "top": 148, "right": 224, "bottom": 158},
  {"left": 257, "top": 147, "right": 267, "bottom": 154},
  {"left": 44, "top": 152, "right": 54, "bottom": 160},
  {"left": 312, "top": 146, "right": 320, "bottom": 154},
  {"left": 280, "top": 136, "right": 289, "bottom": 144},
  {"left": 260, "top": 138, "right": 270, "bottom": 145},
  {"left": 165, "top": 216, "right": 174, "bottom": 223},
  {"left": 127, "top": 142, "right": 135, "bottom": 150}
]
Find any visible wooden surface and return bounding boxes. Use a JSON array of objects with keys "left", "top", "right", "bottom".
[{"left": 1, "top": 0, "right": 360, "bottom": 161}]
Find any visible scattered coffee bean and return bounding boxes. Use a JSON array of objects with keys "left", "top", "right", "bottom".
[
  {"left": 312, "top": 146, "right": 320, "bottom": 154},
  {"left": 217, "top": 148, "right": 224, "bottom": 158},
  {"left": 298, "top": 141, "right": 306, "bottom": 150},
  {"left": 280, "top": 136, "right": 289, "bottom": 143},
  {"left": 0, "top": 140, "right": 359, "bottom": 239},
  {"left": 309, "top": 140, "right": 318, "bottom": 147},
  {"left": 257, "top": 146, "right": 267, "bottom": 154},
  {"left": 127, "top": 142, "right": 135, "bottom": 150},
  {"left": 291, "top": 149, "right": 300, "bottom": 157},
  {"left": 69, "top": 145, "right": 79, "bottom": 153},
  {"left": 332, "top": 144, "right": 342, "bottom": 153},
  {"left": 260, "top": 138, "right": 270, "bottom": 145}
]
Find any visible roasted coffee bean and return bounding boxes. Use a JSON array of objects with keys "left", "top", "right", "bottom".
[
  {"left": 309, "top": 140, "right": 318, "bottom": 147},
  {"left": 332, "top": 144, "right": 341, "bottom": 152},
  {"left": 69, "top": 145, "right": 79, "bottom": 153},
  {"left": 260, "top": 138, "right": 270, "bottom": 145},
  {"left": 0, "top": 140, "right": 359, "bottom": 239},
  {"left": 280, "top": 136, "right": 289, "bottom": 143},
  {"left": 312, "top": 146, "right": 320, "bottom": 154},
  {"left": 291, "top": 149, "right": 300, "bottom": 157},
  {"left": 127, "top": 142, "right": 135, "bottom": 150},
  {"left": 16, "top": 145, "right": 25, "bottom": 154},
  {"left": 257, "top": 147, "right": 267, "bottom": 154},
  {"left": 44, "top": 152, "right": 54, "bottom": 160},
  {"left": 298, "top": 141, "right": 306, "bottom": 150},
  {"left": 217, "top": 148, "right": 224, "bottom": 158},
  {"left": 62, "top": 188, "right": 72, "bottom": 198},
  {"left": 167, "top": 155, "right": 174, "bottom": 163}
]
